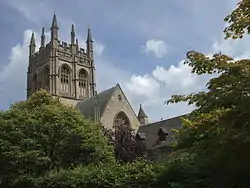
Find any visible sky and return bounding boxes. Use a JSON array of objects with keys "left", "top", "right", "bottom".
[{"left": 0, "top": 0, "right": 249, "bottom": 122}]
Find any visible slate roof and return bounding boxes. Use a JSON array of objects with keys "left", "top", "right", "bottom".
[
  {"left": 138, "top": 104, "right": 148, "bottom": 118},
  {"left": 75, "top": 85, "right": 117, "bottom": 121},
  {"left": 137, "top": 114, "right": 188, "bottom": 148}
]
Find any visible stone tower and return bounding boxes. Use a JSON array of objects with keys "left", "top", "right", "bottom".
[
  {"left": 137, "top": 104, "right": 148, "bottom": 126},
  {"left": 27, "top": 13, "right": 96, "bottom": 106}
]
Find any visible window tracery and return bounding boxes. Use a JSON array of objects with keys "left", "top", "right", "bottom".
[
  {"left": 78, "top": 69, "right": 88, "bottom": 98},
  {"left": 113, "top": 112, "right": 130, "bottom": 129},
  {"left": 60, "top": 65, "right": 71, "bottom": 93}
]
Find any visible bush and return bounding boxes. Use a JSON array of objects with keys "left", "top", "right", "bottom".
[{"left": 0, "top": 90, "right": 114, "bottom": 186}]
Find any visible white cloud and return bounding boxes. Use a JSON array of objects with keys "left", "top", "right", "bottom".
[
  {"left": 2, "top": 0, "right": 250, "bottom": 122},
  {"left": 0, "top": 29, "right": 106, "bottom": 110},
  {"left": 0, "top": 30, "right": 33, "bottom": 109},
  {"left": 123, "top": 61, "right": 207, "bottom": 121},
  {"left": 126, "top": 74, "right": 160, "bottom": 97},
  {"left": 140, "top": 39, "right": 168, "bottom": 58},
  {"left": 3, "top": 26, "right": 250, "bottom": 122},
  {"left": 211, "top": 34, "right": 250, "bottom": 60},
  {"left": 94, "top": 42, "right": 105, "bottom": 56},
  {"left": 79, "top": 38, "right": 105, "bottom": 56},
  {"left": 0, "top": 28, "right": 196, "bottom": 121}
]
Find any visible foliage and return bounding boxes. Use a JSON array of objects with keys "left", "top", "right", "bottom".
[
  {"left": 103, "top": 122, "right": 147, "bottom": 163},
  {"left": 162, "top": 2, "right": 250, "bottom": 186},
  {"left": 0, "top": 90, "right": 114, "bottom": 186},
  {"left": 3, "top": 1, "right": 250, "bottom": 187},
  {"left": 30, "top": 161, "right": 158, "bottom": 188},
  {"left": 224, "top": 0, "right": 250, "bottom": 39},
  {"left": 165, "top": 35, "right": 250, "bottom": 188}
]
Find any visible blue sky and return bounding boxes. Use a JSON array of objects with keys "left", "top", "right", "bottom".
[{"left": 0, "top": 0, "right": 248, "bottom": 122}]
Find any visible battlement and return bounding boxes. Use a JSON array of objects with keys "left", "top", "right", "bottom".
[
  {"left": 57, "top": 40, "right": 87, "bottom": 57},
  {"left": 29, "top": 13, "right": 93, "bottom": 63},
  {"left": 59, "top": 40, "right": 69, "bottom": 48}
]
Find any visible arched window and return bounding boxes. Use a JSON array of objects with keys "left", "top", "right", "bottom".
[
  {"left": 42, "top": 66, "right": 49, "bottom": 91},
  {"left": 32, "top": 74, "right": 37, "bottom": 93},
  {"left": 113, "top": 111, "right": 130, "bottom": 129},
  {"left": 60, "top": 65, "right": 71, "bottom": 93},
  {"left": 78, "top": 69, "right": 88, "bottom": 98},
  {"left": 113, "top": 111, "right": 131, "bottom": 140}
]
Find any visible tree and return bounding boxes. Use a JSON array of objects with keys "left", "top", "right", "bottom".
[
  {"left": 103, "top": 122, "right": 147, "bottom": 163},
  {"left": 224, "top": 0, "right": 250, "bottom": 39},
  {"left": 165, "top": 12, "right": 250, "bottom": 188},
  {"left": 0, "top": 90, "right": 114, "bottom": 186}
]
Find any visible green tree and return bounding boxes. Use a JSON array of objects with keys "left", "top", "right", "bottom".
[
  {"left": 164, "top": 1, "right": 250, "bottom": 185},
  {"left": 0, "top": 90, "right": 114, "bottom": 186},
  {"left": 224, "top": 0, "right": 250, "bottom": 39},
  {"left": 166, "top": 51, "right": 250, "bottom": 187}
]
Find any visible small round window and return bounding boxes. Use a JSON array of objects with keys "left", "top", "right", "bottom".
[{"left": 118, "top": 94, "right": 122, "bottom": 101}]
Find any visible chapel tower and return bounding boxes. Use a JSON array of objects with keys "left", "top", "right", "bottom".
[{"left": 27, "top": 13, "right": 96, "bottom": 106}]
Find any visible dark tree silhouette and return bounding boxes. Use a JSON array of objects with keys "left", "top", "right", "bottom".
[{"left": 103, "top": 120, "right": 147, "bottom": 163}]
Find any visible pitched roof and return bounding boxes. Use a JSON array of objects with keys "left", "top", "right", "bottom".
[
  {"left": 75, "top": 85, "right": 117, "bottom": 121},
  {"left": 137, "top": 114, "right": 188, "bottom": 148}
]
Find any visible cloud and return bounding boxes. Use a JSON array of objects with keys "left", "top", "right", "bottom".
[
  {"left": 1, "top": 0, "right": 247, "bottom": 122},
  {"left": 126, "top": 74, "right": 160, "bottom": 98},
  {"left": 140, "top": 39, "right": 168, "bottom": 58},
  {"left": 2, "top": 27, "right": 247, "bottom": 122},
  {"left": 0, "top": 30, "right": 32, "bottom": 109},
  {"left": 94, "top": 42, "right": 105, "bottom": 56},
  {"left": 211, "top": 34, "right": 250, "bottom": 60},
  {"left": 0, "top": 29, "right": 105, "bottom": 110},
  {"left": 123, "top": 60, "right": 207, "bottom": 121},
  {"left": 0, "top": 28, "right": 197, "bottom": 121},
  {"left": 78, "top": 37, "right": 105, "bottom": 57}
]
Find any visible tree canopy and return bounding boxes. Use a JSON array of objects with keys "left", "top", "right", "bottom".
[
  {"left": 163, "top": 1, "right": 250, "bottom": 186},
  {"left": 0, "top": 90, "right": 114, "bottom": 186},
  {"left": 1, "top": 1, "right": 250, "bottom": 187},
  {"left": 224, "top": 0, "right": 250, "bottom": 39}
]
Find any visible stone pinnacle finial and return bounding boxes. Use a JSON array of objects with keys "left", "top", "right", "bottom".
[
  {"left": 71, "top": 24, "right": 75, "bottom": 44},
  {"left": 41, "top": 27, "right": 45, "bottom": 47},
  {"left": 87, "top": 27, "right": 93, "bottom": 42},
  {"left": 51, "top": 12, "right": 58, "bottom": 29},
  {"left": 71, "top": 24, "right": 75, "bottom": 34},
  {"left": 30, "top": 32, "right": 36, "bottom": 46}
]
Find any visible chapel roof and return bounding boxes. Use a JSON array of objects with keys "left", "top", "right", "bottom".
[{"left": 76, "top": 85, "right": 117, "bottom": 121}]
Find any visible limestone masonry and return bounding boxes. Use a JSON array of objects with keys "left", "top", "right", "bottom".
[{"left": 27, "top": 13, "right": 183, "bottom": 149}]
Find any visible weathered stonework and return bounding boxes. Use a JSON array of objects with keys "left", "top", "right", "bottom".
[
  {"left": 27, "top": 13, "right": 96, "bottom": 106},
  {"left": 100, "top": 85, "right": 140, "bottom": 131},
  {"left": 26, "top": 14, "right": 185, "bottom": 152}
]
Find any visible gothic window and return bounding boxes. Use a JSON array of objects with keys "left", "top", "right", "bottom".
[
  {"left": 60, "top": 65, "right": 71, "bottom": 93},
  {"left": 113, "top": 111, "right": 131, "bottom": 140},
  {"left": 113, "top": 111, "right": 130, "bottom": 129},
  {"left": 78, "top": 69, "right": 88, "bottom": 98},
  {"left": 42, "top": 66, "right": 49, "bottom": 91}
]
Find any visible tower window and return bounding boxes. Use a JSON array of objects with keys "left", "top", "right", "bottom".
[
  {"left": 118, "top": 94, "right": 122, "bottom": 101},
  {"left": 60, "top": 65, "right": 71, "bottom": 93},
  {"left": 60, "top": 66, "right": 70, "bottom": 84},
  {"left": 79, "top": 69, "right": 88, "bottom": 98}
]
